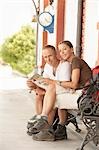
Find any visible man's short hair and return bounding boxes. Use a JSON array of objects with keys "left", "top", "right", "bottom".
[{"left": 43, "top": 45, "right": 56, "bottom": 52}]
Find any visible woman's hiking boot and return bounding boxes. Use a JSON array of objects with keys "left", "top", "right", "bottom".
[{"left": 55, "top": 124, "right": 67, "bottom": 140}]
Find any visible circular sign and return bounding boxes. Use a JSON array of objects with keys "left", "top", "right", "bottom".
[{"left": 38, "top": 12, "right": 53, "bottom": 27}]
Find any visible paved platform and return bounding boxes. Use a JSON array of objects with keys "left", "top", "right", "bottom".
[
  {"left": 0, "top": 89, "right": 98, "bottom": 150},
  {"left": 0, "top": 64, "right": 98, "bottom": 150}
]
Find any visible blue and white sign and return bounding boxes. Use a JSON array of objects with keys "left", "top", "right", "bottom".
[
  {"left": 38, "top": 5, "right": 54, "bottom": 33},
  {"left": 38, "top": 12, "right": 54, "bottom": 33}
]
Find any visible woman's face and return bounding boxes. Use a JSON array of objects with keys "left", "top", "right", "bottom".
[{"left": 58, "top": 43, "right": 73, "bottom": 61}]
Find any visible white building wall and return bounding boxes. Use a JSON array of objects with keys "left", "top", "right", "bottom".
[
  {"left": 37, "top": 0, "right": 99, "bottom": 70},
  {"left": 46, "top": 1, "right": 57, "bottom": 47},
  {"left": 83, "top": 0, "right": 99, "bottom": 68},
  {"left": 36, "top": 1, "right": 43, "bottom": 67},
  {"left": 64, "top": 0, "right": 78, "bottom": 52}
]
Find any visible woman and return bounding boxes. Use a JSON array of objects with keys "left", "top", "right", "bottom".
[{"left": 32, "top": 41, "right": 92, "bottom": 140}]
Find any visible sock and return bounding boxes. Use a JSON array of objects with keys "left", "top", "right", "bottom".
[{"left": 58, "top": 122, "right": 65, "bottom": 126}]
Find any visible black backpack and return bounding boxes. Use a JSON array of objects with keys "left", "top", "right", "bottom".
[{"left": 77, "top": 66, "right": 99, "bottom": 116}]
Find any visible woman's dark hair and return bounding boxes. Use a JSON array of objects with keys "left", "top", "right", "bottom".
[{"left": 59, "top": 40, "right": 73, "bottom": 48}]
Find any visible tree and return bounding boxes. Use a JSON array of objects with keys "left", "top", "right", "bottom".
[{"left": 0, "top": 25, "right": 36, "bottom": 75}]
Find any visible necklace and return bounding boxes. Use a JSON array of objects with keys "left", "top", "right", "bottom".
[{"left": 53, "top": 67, "right": 56, "bottom": 76}]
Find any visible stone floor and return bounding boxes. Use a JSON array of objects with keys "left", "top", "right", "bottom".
[
  {"left": 0, "top": 89, "right": 98, "bottom": 150},
  {"left": 0, "top": 64, "right": 98, "bottom": 150}
]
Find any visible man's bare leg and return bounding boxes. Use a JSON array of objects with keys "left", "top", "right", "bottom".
[
  {"left": 41, "top": 84, "right": 56, "bottom": 116},
  {"left": 35, "top": 94, "right": 44, "bottom": 115}
]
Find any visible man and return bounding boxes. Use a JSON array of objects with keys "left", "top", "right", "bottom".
[{"left": 27, "top": 45, "right": 71, "bottom": 140}]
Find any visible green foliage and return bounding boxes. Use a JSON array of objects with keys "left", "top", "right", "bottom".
[{"left": 0, "top": 25, "right": 36, "bottom": 75}]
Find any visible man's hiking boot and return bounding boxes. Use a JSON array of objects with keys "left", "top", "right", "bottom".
[
  {"left": 32, "top": 128, "right": 55, "bottom": 141},
  {"left": 27, "top": 115, "right": 41, "bottom": 135},
  {"left": 29, "top": 116, "right": 49, "bottom": 134},
  {"left": 27, "top": 115, "right": 38, "bottom": 129}
]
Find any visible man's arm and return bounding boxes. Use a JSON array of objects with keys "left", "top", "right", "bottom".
[{"left": 27, "top": 79, "right": 46, "bottom": 94}]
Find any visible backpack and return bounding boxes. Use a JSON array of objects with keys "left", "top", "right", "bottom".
[
  {"left": 77, "top": 66, "right": 99, "bottom": 116},
  {"left": 92, "top": 65, "right": 99, "bottom": 102}
]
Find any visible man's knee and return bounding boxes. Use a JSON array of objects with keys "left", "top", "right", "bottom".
[{"left": 48, "top": 84, "right": 56, "bottom": 92}]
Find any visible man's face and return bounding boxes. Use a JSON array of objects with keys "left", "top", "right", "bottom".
[{"left": 42, "top": 48, "right": 56, "bottom": 66}]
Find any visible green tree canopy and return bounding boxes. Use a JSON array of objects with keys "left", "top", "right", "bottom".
[{"left": 0, "top": 25, "right": 36, "bottom": 75}]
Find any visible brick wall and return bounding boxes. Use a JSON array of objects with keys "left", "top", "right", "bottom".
[{"left": 81, "top": 0, "right": 86, "bottom": 58}]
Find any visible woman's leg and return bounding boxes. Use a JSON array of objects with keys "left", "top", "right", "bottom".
[
  {"left": 55, "top": 109, "right": 68, "bottom": 140},
  {"left": 58, "top": 109, "right": 68, "bottom": 125}
]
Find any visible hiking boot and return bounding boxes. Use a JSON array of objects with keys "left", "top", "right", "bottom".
[
  {"left": 55, "top": 124, "right": 67, "bottom": 140},
  {"left": 28, "top": 125, "right": 40, "bottom": 134},
  {"left": 27, "top": 130, "right": 34, "bottom": 136},
  {"left": 30, "top": 116, "right": 49, "bottom": 134},
  {"left": 27, "top": 115, "right": 41, "bottom": 135},
  {"left": 27, "top": 115, "right": 41, "bottom": 129},
  {"left": 27, "top": 115, "right": 37, "bottom": 129},
  {"left": 32, "top": 129, "right": 55, "bottom": 141},
  {"left": 52, "top": 117, "right": 59, "bottom": 131}
]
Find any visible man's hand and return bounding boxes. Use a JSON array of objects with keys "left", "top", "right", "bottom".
[
  {"left": 41, "top": 78, "right": 54, "bottom": 84},
  {"left": 35, "top": 87, "right": 45, "bottom": 95},
  {"left": 27, "top": 79, "right": 45, "bottom": 95},
  {"left": 27, "top": 79, "right": 37, "bottom": 90}
]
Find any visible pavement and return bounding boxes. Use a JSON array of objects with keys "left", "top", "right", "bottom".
[{"left": 0, "top": 64, "right": 98, "bottom": 150}]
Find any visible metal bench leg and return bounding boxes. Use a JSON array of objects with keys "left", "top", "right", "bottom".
[
  {"left": 76, "top": 128, "right": 95, "bottom": 150},
  {"left": 66, "top": 113, "right": 81, "bottom": 133}
]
